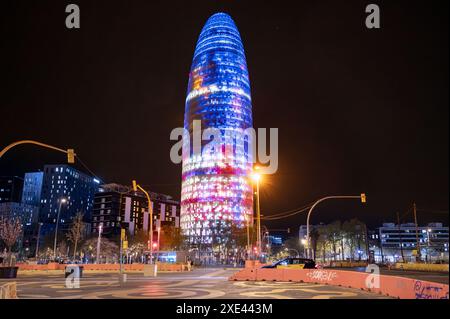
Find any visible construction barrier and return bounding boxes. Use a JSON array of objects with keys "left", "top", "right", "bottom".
[
  {"left": 229, "top": 267, "right": 449, "bottom": 299},
  {"left": 16, "top": 262, "right": 190, "bottom": 272},
  {"left": 394, "top": 263, "right": 449, "bottom": 273},
  {"left": 0, "top": 282, "right": 18, "bottom": 299},
  {"left": 329, "top": 261, "right": 368, "bottom": 268}
]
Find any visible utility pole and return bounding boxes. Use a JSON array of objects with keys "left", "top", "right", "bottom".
[
  {"left": 96, "top": 224, "right": 102, "bottom": 264},
  {"left": 397, "top": 212, "right": 405, "bottom": 263},
  {"left": 413, "top": 202, "right": 421, "bottom": 262},
  {"left": 35, "top": 222, "right": 43, "bottom": 259}
]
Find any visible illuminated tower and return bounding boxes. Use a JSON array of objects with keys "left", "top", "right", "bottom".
[{"left": 181, "top": 13, "right": 253, "bottom": 247}]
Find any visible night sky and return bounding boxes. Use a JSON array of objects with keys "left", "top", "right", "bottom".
[{"left": 1, "top": 0, "right": 448, "bottom": 230}]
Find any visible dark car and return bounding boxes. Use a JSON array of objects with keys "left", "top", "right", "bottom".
[{"left": 262, "top": 257, "right": 317, "bottom": 269}]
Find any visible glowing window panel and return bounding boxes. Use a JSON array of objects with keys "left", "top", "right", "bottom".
[{"left": 181, "top": 13, "right": 253, "bottom": 245}]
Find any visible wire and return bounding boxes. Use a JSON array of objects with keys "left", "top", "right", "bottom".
[
  {"left": 75, "top": 155, "right": 103, "bottom": 182},
  {"left": 262, "top": 204, "right": 313, "bottom": 220},
  {"left": 417, "top": 209, "right": 449, "bottom": 214}
]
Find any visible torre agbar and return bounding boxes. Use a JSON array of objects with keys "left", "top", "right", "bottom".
[{"left": 181, "top": 13, "right": 254, "bottom": 247}]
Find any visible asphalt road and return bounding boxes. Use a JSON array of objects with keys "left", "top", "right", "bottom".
[{"left": 3, "top": 268, "right": 392, "bottom": 299}]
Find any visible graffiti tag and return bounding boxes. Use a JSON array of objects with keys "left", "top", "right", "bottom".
[
  {"left": 306, "top": 270, "right": 337, "bottom": 282},
  {"left": 414, "top": 280, "right": 449, "bottom": 299}
]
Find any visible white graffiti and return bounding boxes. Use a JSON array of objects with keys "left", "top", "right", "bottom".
[{"left": 306, "top": 270, "right": 337, "bottom": 282}]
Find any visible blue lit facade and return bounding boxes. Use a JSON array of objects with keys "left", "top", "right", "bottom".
[
  {"left": 181, "top": 13, "right": 254, "bottom": 245},
  {"left": 39, "top": 164, "right": 99, "bottom": 236},
  {"left": 22, "top": 172, "right": 44, "bottom": 207}
]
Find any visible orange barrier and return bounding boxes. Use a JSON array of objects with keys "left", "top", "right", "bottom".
[
  {"left": 16, "top": 262, "right": 189, "bottom": 272},
  {"left": 229, "top": 267, "right": 449, "bottom": 299}
]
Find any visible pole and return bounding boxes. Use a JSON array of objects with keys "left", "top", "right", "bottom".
[
  {"left": 413, "top": 203, "right": 421, "bottom": 262},
  {"left": 246, "top": 216, "right": 250, "bottom": 259},
  {"left": 306, "top": 195, "right": 363, "bottom": 260},
  {"left": 397, "top": 212, "right": 405, "bottom": 263},
  {"left": 255, "top": 179, "right": 261, "bottom": 260},
  {"left": 157, "top": 226, "right": 161, "bottom": 262},
  {"left": 53, "top": 200, "right": 64, "bottom": 260},
  {"left": 35, "top": 223, "right": 42, "bottom": 259},
  {"left": 120, "top": 229, "right": 123, "bottom": 274},
  {"left": 137, "top": 185, "right": 153, "bottom": 264},
  {"left": 96, "top": 224, "right": 102, "bottom": 264}
]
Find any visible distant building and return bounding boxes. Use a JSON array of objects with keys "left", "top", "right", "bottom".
[
  {"left": 36, "top": 164, "right": 99, "bottom": 236},
  {"left": 267, "top": 235, "right": 283, "bottom": 246},
  {"left": 92, "top": 183, "right": 180, "bottom": 243},
  {"left": 379, "top": 222, "right": 449, "bottom": 263},
  {"left": 0, "top": 176, "right": 23, "bottom": 203},
  {"left": 21, "top": 172, "right": 44, "bottom": 206}
]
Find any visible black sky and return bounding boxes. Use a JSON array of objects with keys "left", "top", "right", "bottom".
[{"left": 1, "top": 0, "right": 448, "bottom": 230}]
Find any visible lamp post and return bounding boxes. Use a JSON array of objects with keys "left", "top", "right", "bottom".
[
  {"left": 251, "top": 171, "right": 262, "bottom": 260},
  {"left": 35, "top": 222, "right": 43, "bottom": 259},
  {"left": 132, "top": 180, "right": 156, "bottom": 276},
  {"left": 53, "top": 198, "right": 67, "bottom": 261},
  {"left": 427, "top": 228, "right": 432, "bottom": 264},
  {"left": 245, "top": 215, "right": 250, "bottom": 259},
  {"left": 306, "top": 194, "right": 366, "bottom": 259},
  {"left": 96, "top": 224, "right": 102, "bottom": 264},
  {"left": 300, "top": 239, "right": 307, "bottom": 258}
]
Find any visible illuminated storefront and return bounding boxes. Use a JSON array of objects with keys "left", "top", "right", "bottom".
[{"left": 181, "top": 13, "right": 254, "bottom": 246}]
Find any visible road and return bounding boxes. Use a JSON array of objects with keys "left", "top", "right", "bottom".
[{"left": 3, "top": 268, "right": 392, "bottom": 299}]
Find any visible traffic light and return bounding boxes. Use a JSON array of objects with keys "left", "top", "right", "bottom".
[
  {"left": 67, "top": 149, "right": 75, "bottom": 164},
  {"left": 121, "top": 229, "right": 126, "bottom": 241},
  {"left": 361, "top": 193, "right": 367, "bottom": 203},
  {"left": 123, "top": 240, "right": 128, "bottom": 250},
  {"left": 132, "top": 180, "right": 137, "bottom": 192}
]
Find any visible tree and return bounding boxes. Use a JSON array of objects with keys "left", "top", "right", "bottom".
[
  {"left": 0, "top": 217, "right": 23, "bottom": 266},
  {"left": 310, "top": 227, "right": 320, "bottom": 260},
  {"left": 66, "top": 212, "right": 85, "bottom": 259},
  {"left": 81, "top": 237, "right": 119, "bottom": 263},
  {"left": 325, "top": 221, "right": 343, "bottom": 261},
  {"left": 160, "top": 225, "right": 185, "bottom": 251},
  {"left": 342, "top": 218, "right": 367, "bottom": 261}
]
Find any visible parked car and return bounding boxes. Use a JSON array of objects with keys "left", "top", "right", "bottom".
[{"left": 262, "top": 257, "right": 317, "bottom": 269}]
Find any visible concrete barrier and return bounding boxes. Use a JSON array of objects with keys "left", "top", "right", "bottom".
[
  {"left": 16, "top": 262, "right": 190, "bottom": 272},
  {"left": 394, "top": 263, "right": 449, "bottom": 273},
  {"left": 330, "top": 261, "right": 368, "bottom": 268},
  {"left": 0, "top": 282, "right": 18, "bottom": 299},
  {"left": 229, "top": 267, "right": 449, "bottom": 299}
]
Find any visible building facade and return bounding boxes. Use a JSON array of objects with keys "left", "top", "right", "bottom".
[
  {"left": 37, "top": 164, "right": 99, "bottom": 236},
  {"left": 21, "top": 172, "right": 44, "bottom": 207},
  {"left": 0, "top": 176, "right": 23, "bottom": 203},
  {"left": 181, "top": 12, "right": 254, "bottom": 247},
  {"left": 379, "top": 222, "right": 449, "bottom": 263},
  {"left": 92, "top": 183, "right": 180, "bottom": 242}
]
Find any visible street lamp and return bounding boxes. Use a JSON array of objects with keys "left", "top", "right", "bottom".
[
  {"left": 427, "top": 228, "right": 432, "bottom": 263},
  {"left": 96, "top": 224, "right": 103, "bottom": 264},
  {"left": 53, "top": 197, "right": 67, "bottom": 260},
  {"left": 35, "top": 222, "right": 43, "bottom": 259},
  {"left": 132, "top": 180, "right": 157, "bottom": 276},
  {"left": 306, "top": 194, "right": 366, "bottom": 259},
  {"left": 251, "top": 170, "right": 262, "bottom": 261}
]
